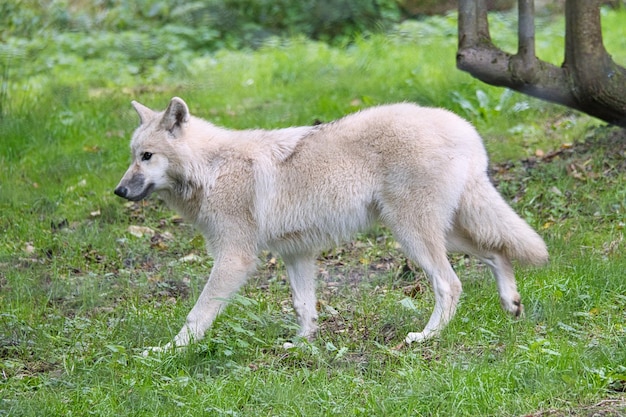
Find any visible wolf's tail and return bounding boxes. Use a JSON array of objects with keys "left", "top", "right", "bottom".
[{"left": 456, "top": 176, "right": 549, "bottom": 266}]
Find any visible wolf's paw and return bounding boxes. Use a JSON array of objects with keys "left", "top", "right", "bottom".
[
  {"left": 283, "top": 342, "right": 297, "bottom": 349},
  {"left": 282, "top": 339, "right": 306, "bottom": 350},
  {"left": 404, "top": 332, "right": 427, "bottom": 345},
  {"left": 142, "top": 342, "right": 173, "bottom": 357},
  {"left": 282, "top": 336, "right": 312, "bottom": 350},
  {"left": 501, "top": 295, "right": 524, "bottom": 318},
  {"left": 404, "top": 329, "right": 439, "bottom": 345},
  {"left": 141, "top": 346, "right": 164, "bottom": 357}
]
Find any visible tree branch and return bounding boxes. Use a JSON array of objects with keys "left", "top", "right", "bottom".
[
  {"left": 458, "top": 0, "right": 477, "bottom": 48},
  {"left": 476, "top": 0, "right": 490, "bottom": 41},
  {"left": 457, "top": 0, "right": 575, "bottom": 107},
  {"left": 517, "top": 0, "right": 535, "bottom": 66},
  {"left": 457, "top": 0, "right": 626, "bottom": 127}
]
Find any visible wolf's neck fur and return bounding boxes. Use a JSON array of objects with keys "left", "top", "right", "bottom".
[
  {"left": 184, "top": 117, "right": 314, "bottom": 161},
  {"left": 158, "top": 118, "right": 314, "bottom": 228}
]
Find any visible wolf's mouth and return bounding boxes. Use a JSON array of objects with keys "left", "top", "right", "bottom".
[{"left": 114, "top": 183, "right": 155, "bottom": 201}]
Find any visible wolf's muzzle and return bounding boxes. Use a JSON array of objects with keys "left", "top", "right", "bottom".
[{"left": 114, "top": 180, "right": 154, "bottom": 201}]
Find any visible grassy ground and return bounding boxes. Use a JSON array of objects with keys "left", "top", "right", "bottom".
[{"left": 1, "top": 8, "right": 626, "bottom": 417}]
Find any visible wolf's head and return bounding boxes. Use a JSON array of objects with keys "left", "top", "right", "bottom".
[{"left": 114, "top": 97, "right": 190, "bottom": 201}]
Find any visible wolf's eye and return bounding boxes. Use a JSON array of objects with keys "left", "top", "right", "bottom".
[{"left": 141, "top": 152, "right": 153, "bottom": 161}]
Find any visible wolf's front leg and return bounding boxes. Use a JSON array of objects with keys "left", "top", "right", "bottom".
[{"left": 144, "top": 253, "right": 257, "bottom": 355}]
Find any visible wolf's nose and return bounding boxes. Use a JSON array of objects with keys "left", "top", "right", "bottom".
[{"left": 114, "top": 186, "right": 128, "bottom": 198}]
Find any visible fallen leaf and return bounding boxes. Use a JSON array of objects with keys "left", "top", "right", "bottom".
[
  {"left": 178, "top": 254, "right": 202, "bottom": 263},
  {"left": 83, "top": 145, "right": 101, "bottom": 153},
  {"left": 324, "top": 305, "right": 339, "bottom": 316},
  {"left": 549, "top": 186, "right": 563, "bottom": 196},
  {"left": 24, "top": 242, "right": 35, "bottom": 254},
  {"left": 128, "top": 225, "right": 155, "bottom": 237}
]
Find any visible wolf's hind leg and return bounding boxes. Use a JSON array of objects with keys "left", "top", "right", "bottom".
[
  {"left": 282, "top": 253, "right": 319, "bottom": 347},
  {"left": 446, "top": 231, "right": 523, "bottom": 317},
  {"left": 446, "top": 231, "right": 522, "bottom": 317},
  {"left": 480, "top": 253, "right": 522, "bottom": 317}
]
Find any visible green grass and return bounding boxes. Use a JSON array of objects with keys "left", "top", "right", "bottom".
[{"left": 2, "top": 7, "right": 626, "bottom": 417}]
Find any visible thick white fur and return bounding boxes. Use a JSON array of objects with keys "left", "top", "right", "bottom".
[{"left": 115, "top": 97, "right": 548, "bottom": 352}]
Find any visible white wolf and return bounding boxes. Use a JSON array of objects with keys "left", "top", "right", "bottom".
[{"left": 115, "top": 97, "right": 548, "bottom": 352}]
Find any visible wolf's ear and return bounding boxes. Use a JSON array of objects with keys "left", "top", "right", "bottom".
[
  {"left": 161, "top": 97, "right": 190, "bottom": 137},
  {"left": 131, "top": 101, "right": 156, "bottom": 125}
]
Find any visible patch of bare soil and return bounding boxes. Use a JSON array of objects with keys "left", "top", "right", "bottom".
[{"left": 491, "top": 126, "right": 626, "bottom": 187}]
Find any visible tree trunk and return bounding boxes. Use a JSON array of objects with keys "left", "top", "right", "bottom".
[
  {"left": 563, "top": 1, "right": 626, "bottom": 125},
  {"left": 456, "top": 0, "right": 626, "bottom": 127}
]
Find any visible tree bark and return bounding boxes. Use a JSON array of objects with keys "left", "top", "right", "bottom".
[
  {"left": 456, "top": 0, "right": 626, "bottom": 127},
  {"left": 563, "top": 1, "right": 626, "bottom": 125}
]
